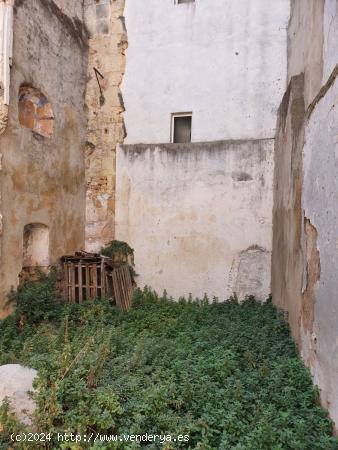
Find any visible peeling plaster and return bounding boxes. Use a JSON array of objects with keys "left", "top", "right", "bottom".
[{"left": 228, "top": 245, "right": 271, "bottom": 301}]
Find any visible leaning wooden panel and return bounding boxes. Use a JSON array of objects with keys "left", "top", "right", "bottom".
[{"left": 112, "top": 264, "right": 134, "bottom": 312}]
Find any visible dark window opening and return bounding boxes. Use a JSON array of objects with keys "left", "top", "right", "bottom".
[
  {"left": 177, "top": 0, "right": 195, "bottom": 4},
  {"left": 172, "top": 114, "right": 192, "bottom": 143}
]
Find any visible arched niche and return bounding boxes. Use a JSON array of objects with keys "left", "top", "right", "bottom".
[{"left": 23, "top": 223, "right": 50, "bottom": 268}]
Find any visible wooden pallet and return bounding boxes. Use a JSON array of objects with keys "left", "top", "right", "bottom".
[
  {"left": 63, "top": 260, "right": 105, "bottom": 303},
  {"left": 61, "top": 252, "right": 134, "bottom": 311}
]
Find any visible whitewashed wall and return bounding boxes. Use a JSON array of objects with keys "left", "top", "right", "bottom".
[
  {"left": 272, "top": 0, "right": 338, "bottom": 430},
  {"left": 302, "top": 76, "right": 338, "bottom": 431},
  {"left": 0, "top": 1, "right": 13, "bottom": 105},
  {"left": 122, "top": 0, "right": 289, "bottom": 143},
  {"left": 301, "top": 0, "right": 338, "bottom": 430},
  {"left": 323, "top": 0, "right": 338, "bottom": 82},
  {"left": 116, "top": 139, "right": 273, "bottom": 300}
]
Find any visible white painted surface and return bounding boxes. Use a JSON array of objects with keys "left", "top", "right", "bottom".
[
  {"left": 116, "top": 139, "right": 273, "bottom": 300},
  {"left": 323, "top": 0, "right": 338, "bottom": 82},
  {"left": 122, "top": 0, "right": 289, "bottom": 144},
  {"left": 302, "top": 77, "right": 338, "bottom": 430},
  {"left": 0, "top": 1, "right": 13, "bottom": 105}
]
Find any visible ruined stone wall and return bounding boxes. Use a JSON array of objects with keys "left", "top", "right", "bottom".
[
  {"left": 116, "top": 140, "right": 273, "bottom": 301},
  {"left": 272, "top": 0, "right": 338, "bottom": 431},
  {"left": 84, "top": 0, "right": 127, "bottom": 252},
  {"left": 0, "top": 0, "right": 88, "bottom": 316}
]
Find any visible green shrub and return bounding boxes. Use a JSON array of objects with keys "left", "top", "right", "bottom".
[{"left": 100, "top": 240, "right": 137, "bottom": 280}]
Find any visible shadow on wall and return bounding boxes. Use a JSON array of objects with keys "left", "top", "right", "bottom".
[{"left": 228, "top": 245, "right": 271, "bottom": 301}]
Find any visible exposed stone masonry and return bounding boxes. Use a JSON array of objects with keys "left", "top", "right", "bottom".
[{"left": 84, "top": 0, "right": 127, "bottom": 252}]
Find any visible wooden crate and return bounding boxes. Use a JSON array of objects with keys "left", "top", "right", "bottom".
[
  {"left": 63, "top": 260, "right": 105, "bottom": 303},
  {"left": 61, "top": 252, "right": 134, "bottom": 311}
]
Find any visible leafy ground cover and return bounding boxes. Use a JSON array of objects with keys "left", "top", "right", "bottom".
[{"left": 0, "top": 274, "right": 337, "bottom": 449}]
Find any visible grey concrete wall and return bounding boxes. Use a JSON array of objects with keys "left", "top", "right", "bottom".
[
  {"left": 272, "top": 0, "right": 338, "bottom": 431},
  {"left": 0, "top": 0, "right": 88, "bottom": 315},
  {"left": 116, "top": 139, "right": 273, "bottom": 301}
]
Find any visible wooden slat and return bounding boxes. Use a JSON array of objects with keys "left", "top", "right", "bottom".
[
  {"left": 111, "top": 265, "right": 134, "bottom": 312},
  {"left": 86, "top": 265, "right": 90, "bottom": 299},
  {"left": 68, "top": 264, "right": 72, "bottom": 301},
  {"left": 101, "top": 259, "right": 105, "bottom": 297},
  {"left": 71, "top": 264, "right": 76, "bottom": 303},
  {"left": 112, "top": 269, "right": 122, "bottom": 310},
  {"left": 78, "top": 263, "right": 83, "bottom": 303},
  {"left": 121, "top": 266, "right": 129, "bottom": 311},
  {"left": 93, "top": 263, "right": 97, "bottom": 298}
]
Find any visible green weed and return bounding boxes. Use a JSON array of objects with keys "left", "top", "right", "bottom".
[{"left": 0, "top": 277, "right": 337, "bottom": 449}]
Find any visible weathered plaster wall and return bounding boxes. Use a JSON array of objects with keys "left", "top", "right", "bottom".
[
  {"left": 52, "top": 0, "right": 84, "bottom": 22},
  {"left": 116, "top": 140, "right": 273, "bottom": 300},
  {"left": 0, "top": 0, "right": 88, "bottom": 316},
  {"left": 272, "top": 0, "right": 338, "bottom": 431},
  {"left": 122, "top": 0, "right": 289, "bottom": 144},
  {"left": 323, "top": 0, "right": 338, "bottom": 82},
  {"left": 301, "top": 71, "right": 338, "bottom": 432},
  {"left": 271, "top": 74, "right": 305, "bottom": 343},
  {"left": 287, "top": 0, "right": 324, "bottom": 108},
  {"left": 84, "top": 0, "right": 127, "bottom": 252},
  {"left": 0, "top": 0, "right": 13, "bottom": 292}
]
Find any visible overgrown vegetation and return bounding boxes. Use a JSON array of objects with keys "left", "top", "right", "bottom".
[
  {"left": 0, "top": 275, "right": 337, "bottom": 449},
  {"left": 100, "top": 240, "right": 137, "bottom": 280}
]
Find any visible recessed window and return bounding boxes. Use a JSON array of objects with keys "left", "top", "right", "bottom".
[
  {"left": 171, "top": 113, "right": 192, "bottom": 143},
  {"left": 176, "top": 0, "right": 195, "bottom": 4},
  {"left": 18, "top": 85, "right": 54, "bottom": 138}
]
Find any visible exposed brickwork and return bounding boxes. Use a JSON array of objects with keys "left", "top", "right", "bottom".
[
  {"left": 84, "top": 0, "right": 127, "bottom": 252},
  {"left": 18, "top": 86, "right": 54, "bottom": 138}
]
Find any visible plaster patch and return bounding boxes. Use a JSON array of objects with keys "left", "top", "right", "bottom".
[
  {"left": 301, "top": 218, "right": 320, "bottom": 333},
  {"left": 229, "top": 246, "right": 271, "bottom": 301}
]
